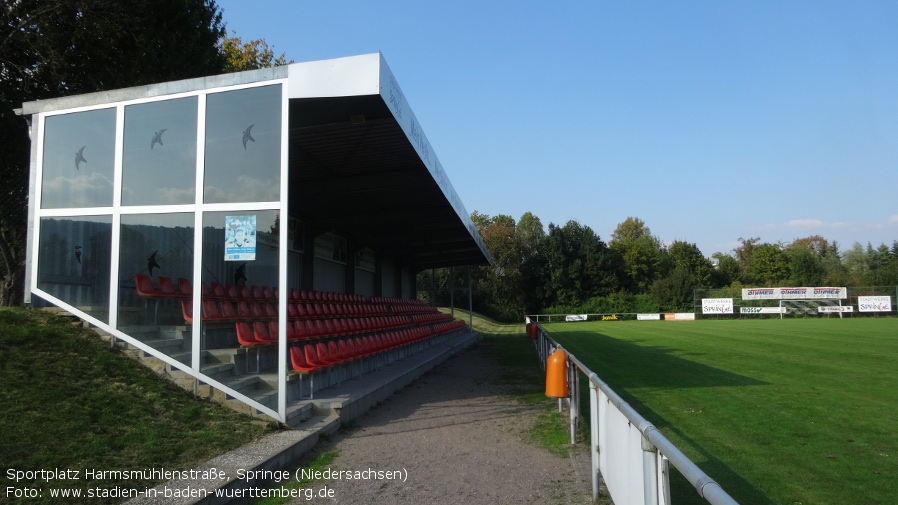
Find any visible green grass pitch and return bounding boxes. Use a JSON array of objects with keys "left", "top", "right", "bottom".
[{"left": 542, "top": 318, "right": 898, "bottom": 505}]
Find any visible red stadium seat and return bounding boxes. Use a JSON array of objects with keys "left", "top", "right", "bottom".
[
  {"left": 135, "top": 274, "right": 160, "bottom": 298},
  {"left": 219, "top": 300, "right": 238, "bottom": 320},
  {"left": 235, "top": 322, "right": 260, "bottom": 346},
  {"left": 180, "top": 300, "right": 193, "bottom": 324},
  {"left": 305, "top": 344, "right": 330, "bottom": 368},
  {"left": 157, "top": 276, "right": 180, "bottom": 297},
  {"left": 210, "top": 282, "right": 226, "bottom": 298},
  {"left": 176, "top": 278, "right": 192, "bottom": 297},
  {"left": 253, "top": 321, "right": 276, "bottom": 343},
  {"left": 236, "top": 300, "right": 253, "bottom": 319},
  {"left": 293, "top": 319, "right": 309, "bottom": 339},
  {"left": 291, "top": 346, "right": 318, "bottom": 373},
  {"left": 202, "top": 299, "right": 224, "bottom": 320}
]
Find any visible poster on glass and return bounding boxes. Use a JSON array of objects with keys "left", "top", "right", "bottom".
[{"left": 225, "top": 215, "right": 256, "bottom": 261}]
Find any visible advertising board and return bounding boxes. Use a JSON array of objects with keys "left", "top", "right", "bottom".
[
  {"left": 702, "top": 298, "right": 734, "bottom": 314},
  {"left": 858, "top": 296, "right": 892, "bottom": 312},
  {"left": 742, "top": 287, "right": 847, "bottom": 300},
  {"left": 740, "top": 307, "right": 786, "bottom": 314},
  {"left": 818, "top": 306, "right": 854, "bottom": 313}
]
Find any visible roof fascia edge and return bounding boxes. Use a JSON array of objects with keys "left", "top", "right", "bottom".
[
  {"left": 21, "top": 66, "right": 287, "bottom": 116},
  {"left": 376, "top": 55, "right": 492, "bottom": 265}
]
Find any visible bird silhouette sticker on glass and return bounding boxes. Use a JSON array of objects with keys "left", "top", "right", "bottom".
[
  {"left": 75, "top": 146, "right": 87, "bottom": 170},
  {"left": 242, "top": 124, "right": 255, "bottom": 149},
  {"left": 151, "top": 129, "right": 167, "bottom": 149},
  {"left": 147, "top": 250, "right": 161, "bottom": 277}
]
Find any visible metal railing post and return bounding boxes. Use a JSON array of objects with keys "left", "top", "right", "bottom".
[
  {"left": 569, "top": 361, "right": 579, "bottom": 444},
  {"left": 589, "top": 380, "right": 600, "bottom": 500},
  {"left": 642, "top": 431, "right": 659, "bottom": 505}
]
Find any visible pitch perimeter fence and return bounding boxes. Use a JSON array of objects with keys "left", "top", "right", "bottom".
[
  {"left": 529, "top": 322, "right": 740, "bottom": 505},
  {"left": 528, "top": 286, "right": 896, "bottom": 322},
  {"left": 694, "top": 285, "right": 897, "bottom": 318}
]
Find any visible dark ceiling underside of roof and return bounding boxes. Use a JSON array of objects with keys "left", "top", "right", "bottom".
[{"left": 288, "top": 95, "right": 489, "bottom": 270}]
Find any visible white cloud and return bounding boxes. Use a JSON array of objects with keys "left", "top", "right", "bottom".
[{"left": 785, "top": 219, "right": 823, "bottom": 228}]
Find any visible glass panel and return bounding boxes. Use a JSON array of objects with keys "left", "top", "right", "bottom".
[
  {"left": 204, "top": 85, "right": 282, "bottom": 203},
  {"left": 41, "top": 108, "right": 116, "bottom": 208},
  {"left": 117, "top": 213, "right": 195, "bottom": 366},
  {"left": 37, "top": 216, "right": 112, "bottom": 322},
  {"left": 201, "top": 210, "right": 280, "bottom": 408},
  {"left": 122, "top": 97, "right": 198, "bottom": 206}
]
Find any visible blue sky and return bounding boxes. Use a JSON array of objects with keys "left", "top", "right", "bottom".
[{"left": 216, "top": 0, "right": 898, "bottom": 257}]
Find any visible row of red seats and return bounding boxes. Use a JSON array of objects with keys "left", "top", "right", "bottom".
[
  {"left": 135, "top": 274, "right": 191, "bottom": 299},
  {"left": 290, "top": 319, "right": 468, "bottom": 374},
  {"left": 410, "top": 313, "right": 454, "bottom": 325},
  {"left": 183, "top": 297, "right": 430, "bottom": 330},
  {"left": 234, "top": 315, "right": 423, "bottom": 345},
  {"left": 136, "top": 275, "right": 436, "bottom": 316},
  {"left": 290, "top": 326, "right": 440, "bottom": 373},
  {"left": 292, "top": 289, "right": 366, "bottom": 304}
]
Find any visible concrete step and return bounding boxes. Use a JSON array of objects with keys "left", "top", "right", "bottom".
[{"left": 285, "top": 402, "right": 315, "bottom": 425}]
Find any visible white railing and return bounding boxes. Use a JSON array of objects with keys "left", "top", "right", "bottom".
[{"left": 531, "top": 323, "right": 740, "bottom": 505}]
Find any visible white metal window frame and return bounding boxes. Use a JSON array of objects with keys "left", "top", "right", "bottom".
[{"left": 30, "top": 78, "right": 291, "bottom": 422}]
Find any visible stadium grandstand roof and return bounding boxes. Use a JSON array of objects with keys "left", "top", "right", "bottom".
[{"left": 20, "top": 53, "right": 491, "bottom": 270}]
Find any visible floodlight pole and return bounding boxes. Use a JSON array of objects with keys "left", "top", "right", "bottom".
[
  {"left": 467, "top": 265, "right": 473, "bottom": 328},
  {"left": 449, "top": 266, "right": 455, "bottom": 317}
]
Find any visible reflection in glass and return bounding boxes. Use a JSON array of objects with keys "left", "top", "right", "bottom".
[
  {"left": 122, "top": 97, "right": 198, "bottom": 206},
  {"left": 41, "top": 108, "right": 116, "bottom": 208},
  {"left": 37, "top": 216, "right": 112, "bottom": 322},
  {"left": 204, "top": 85, "right": 282, "bottom": 203},
  {"left": 201, "top": 210, "right": 280, "bottom": 407},
  {"left": 117, "top": 214, "right": 195, "bottom": 366}
]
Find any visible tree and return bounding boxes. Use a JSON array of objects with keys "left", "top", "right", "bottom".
[
  {"left": 842, "top": 242, "right": 868, "bottom": 285},
  {"left": 863, "top": 243, "right": 898, "bottom": 286},
  {"left": 664, "top": 240, "right": 713, "bottom": 288},
  {"left": 515, "top": 211, "right": 547, "bottom": 314},
  {"left": 1, "top": 0, "right": 229, "bottom": 305},
  {"left": 219, "top": 32, "right": 291, "bottom": 71},
  {"left": 609, "top": 217, "right": 662, "bottom": 292},
  {"left": 786, "top": 247, "right": 824, "bottom": 286},
  {"left": 747, "top": 243, "right": 790, "bottom": 286},
  {"left": 650, "top": 266, "right": 695, "bottom": 311},
  {"left": 543, "top": 220, "right": 621, "bottom": 307},
  {"left": 733, "top": 236, "right": 760, "bottom": 283},
  {"left": 464, "top": 212, "right": 529, "bottom": 320},
  {"left": 710, "top": 252, "right": 740, "bottom": 288}
]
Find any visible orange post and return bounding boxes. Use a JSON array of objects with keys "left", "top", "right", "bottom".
[{"left": 545, "top": 348, "right": 569, "bottom": 398}]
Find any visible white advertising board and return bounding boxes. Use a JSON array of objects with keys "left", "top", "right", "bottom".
[
  {"left": 664, "top": 313, "right": 695, "bottom": 321},
  {"left": 740, "top": 307, "right": 787, "bottom": 314},
  {"left": 637, "top": 313, "right": 661, "bottom": 321},
  {"left": 858, "top": 296, "right": 893, "bottom": 312},
  {"left": 742, "top": 287, "right": 847, "bottom": 300},
  {"left": 702, "top": 298, "right": 734, "bottom": 314},
  {"left": 565, "top": 314, "right": 588, "bottom": 322},
  {"left": 818, "top": 306, "right": 854, "bottom": 313}
]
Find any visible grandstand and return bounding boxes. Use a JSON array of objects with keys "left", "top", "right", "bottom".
[{"left": 18, "top": 53, "right": 492, "bottom": 425}]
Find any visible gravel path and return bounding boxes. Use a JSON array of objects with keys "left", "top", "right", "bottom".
[{"left": 285, "top": 337, "right": 600, "bottom": 505}]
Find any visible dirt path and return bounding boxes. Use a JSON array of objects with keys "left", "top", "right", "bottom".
[{"left": 285, "top": 336, "right": 599, "bottom": 505}]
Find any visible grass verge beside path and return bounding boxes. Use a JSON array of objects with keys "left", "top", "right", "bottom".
[
  {"left": 0, "top": 307, "right": 276, "bottom": 504},
  {"left": 443, "top": 309, "right": 589, "bottom": 455},
  {"left": 545, "top": 318, "right": 898, "bottom": 505}
]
